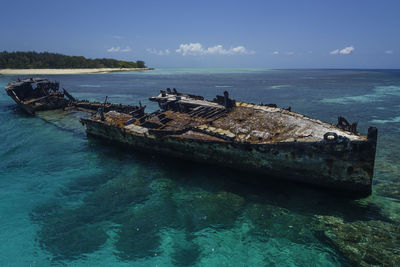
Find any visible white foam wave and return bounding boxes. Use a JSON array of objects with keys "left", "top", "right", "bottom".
[
  {"left": 269, "top": 85, "right": 290, "bottom": 89},
  {"left": 321, "top": 85, "right": 400, "bottom": 104},
  {"left": 79, "top": 84, "right": 102, "bottom": 88},
  {"left": 371, "top": 116, "right": 400, "bottom": 124}
]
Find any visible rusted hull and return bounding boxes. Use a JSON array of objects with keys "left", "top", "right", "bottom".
[
  {"left": 82, "top": 118, "right": 377, "bottom": 196},
  {"left": 5, "top": 78, "right": 70, "bottom": 114},
  {"left": 7, "top": 92, "right": 69, "bottom": 114},
  {"left": 7, "top": 93, "right": 35, "bottom": 114}
]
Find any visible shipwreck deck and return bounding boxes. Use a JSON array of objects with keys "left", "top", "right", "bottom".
[{"left": 88, "top": 103, "right": 366, "bottom": 144}]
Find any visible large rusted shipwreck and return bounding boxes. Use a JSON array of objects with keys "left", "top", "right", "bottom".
[{"left": 80, "top": 89, "right": 378, "bottom": 196}]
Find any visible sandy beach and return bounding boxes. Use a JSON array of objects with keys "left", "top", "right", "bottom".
[{"left": 0, "top": 68, "right": 151, "bottom": 75}]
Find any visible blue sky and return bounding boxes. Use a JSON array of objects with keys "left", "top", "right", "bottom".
[{"left": 1, "top": 0, "right": 399, "bottom": 68}]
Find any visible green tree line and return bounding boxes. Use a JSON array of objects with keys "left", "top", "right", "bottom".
[{"left": 0, "top": 51, "right": 146, "bottom": 69}]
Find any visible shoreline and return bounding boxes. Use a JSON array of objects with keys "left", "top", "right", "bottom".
[{"left": 0, "top": 68, "right": 153, "bottom": 75}]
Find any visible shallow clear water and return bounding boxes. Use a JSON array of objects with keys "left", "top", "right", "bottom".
[{"left": 0, "top": 69, "right": 399, "bottom": 266}]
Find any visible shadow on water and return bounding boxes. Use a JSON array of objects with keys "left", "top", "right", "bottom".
[
  {"left": 1, "top": 104, "right": 33, "bottom": 116},
  {"left": 4, "top": 103, "right": 93, "bottom": 137}
]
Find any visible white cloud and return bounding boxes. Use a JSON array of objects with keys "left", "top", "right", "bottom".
[
  {"left": 229, "top": 46, "right": 254, "bottom": 54},
  {"left": 146, "top": 48, "right": 170, "bottom": 56},
  {"left": 205, "top": 45, "right": 227, "bottom": 55},
  {"left": 272, "top": 51, "right": 279, "bottom": 55},
  {"left": 107, "top": 46, "right": 131, "bottom": 52},
  {"left": 121, "top": 47, "right": 132, "bottom": 52},
  {"left": 286, "top": 51, "right": 295, "bottom": 55},
  {"left": 330, "top": 46, "right": 354, "bottom": 55},
  {"left": 385, "top": 50, "right": 393, "bottom": 54},
  {"left": 330, "top": 49, "right": 339, "bottom": 55},
  {"left": 176, "top": 43, "right": 203, "bottom": 56},
  {"left": 176, "top": 43, "right": 255, "bottom": 56},
  {"left": 340, "top": 46, "right": 354, "bottom": 54},
  {"left": 112, "top": 35, "right": 123, "bottom": 39}
]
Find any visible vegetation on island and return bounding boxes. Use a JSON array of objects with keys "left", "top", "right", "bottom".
[{"left": 0, "top": 51, "right": 146, "bottom": 69}]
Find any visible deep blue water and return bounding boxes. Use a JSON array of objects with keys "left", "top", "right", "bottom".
[{"left": 0, "top": 69, "right": 399, "bottom": 266}]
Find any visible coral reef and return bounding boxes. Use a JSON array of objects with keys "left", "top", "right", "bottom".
[
  {"left": 246, "top": 203, "right": 318, "bottom": 245},
  {"left": 375, "top": 182, "right": 400, "bottom": 200},
  {"left": 316, "top": 215, "right": 400, "bottom": 266},
  {"left": 113, "top": 196, "right": 178, "bottom": 260},
  {"left": 177, "top": 191, "right": 245, "bottom": 232},
  {"left": 31, "top": 173, "right": 151, "bottom": 260}
]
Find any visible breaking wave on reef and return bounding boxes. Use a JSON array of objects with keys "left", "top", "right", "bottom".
[
  {"left": 268, "top": 84, "right": 290, "bottom": 89},
  {"left": 371, "top": 116, "right": 400, "bottom": 124},
  {"left": 321, "top": 85, "right": 400, "bottom": 104},
  {"left": 79, "top": 84, "right": 103, "bottom": 88}
]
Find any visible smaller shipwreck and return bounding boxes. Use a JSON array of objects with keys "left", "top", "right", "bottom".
[
  {"left": 80, "top": 89, "right": 378, "bottom": 196},
  {"left": 5, "top": 78, "right": 71, "bottom": 114},
  {"left": 5, "top": 78, "right": 144, "bottom": 115}
]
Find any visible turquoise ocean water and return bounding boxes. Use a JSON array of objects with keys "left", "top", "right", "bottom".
[{"left": 0, "top": 69, "right": 399, "bottom": 266}]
